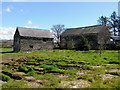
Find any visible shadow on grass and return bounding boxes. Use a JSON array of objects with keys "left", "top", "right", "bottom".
[{"left": 0, "top": 51, "right": 14, "bottom": 54}]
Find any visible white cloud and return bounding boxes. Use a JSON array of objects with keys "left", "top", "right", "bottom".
[
  {"left": 27, "top": 20, "right": 32, "bottom": 24},
  {"left": 0, "top": 26, "right": 39, "bottom": 40},
  {"left": 23, "top": 26, "right": 39, "bottom": 28},
  {"left": 5, "top": 7, "right": 11, "bottom": 13},
  {"left": 0, "top": 27, "right": 16, "bottom": 40}
]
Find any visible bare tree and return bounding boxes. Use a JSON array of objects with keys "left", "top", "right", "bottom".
[{"left": 51, "top": 24, "right": 65, "bottom": 46}]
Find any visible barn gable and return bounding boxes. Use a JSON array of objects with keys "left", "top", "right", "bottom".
[{"left": 14, "top": 27, "right": 54, "bottom": 52}]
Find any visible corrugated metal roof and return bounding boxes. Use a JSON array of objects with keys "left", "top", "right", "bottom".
[
  {"left": 61, "top": 25, "right": 107, "bottom": 36},
  {"left": 17, "top": 27, "right": 53, "bottom": 38}
]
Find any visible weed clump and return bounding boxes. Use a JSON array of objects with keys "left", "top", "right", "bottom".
[
  {"left": 0, "top": 73, "right": 12, "bottom": 81},
  {"left": 39, "top": 64, "right": 59, "bottom": 71},
  {"left": 18, "top": 65, "right": 28, "bottom": 72},
  {"left": 25, "top": 67, "right": 35, "bottom": 76}
]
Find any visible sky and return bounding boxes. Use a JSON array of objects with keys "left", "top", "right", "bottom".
[
  {"left": 0, "top": 0, "right": 119, "bottom": 40},
  {"left": 118, "top": 1, "right": 120, "bottom": 17}
]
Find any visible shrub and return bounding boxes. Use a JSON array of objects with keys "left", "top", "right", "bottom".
[
  {"left": 76, "top": 36, "right": 91, "bottom": 51},
  {"left": 0, "top": 73, "right": 12, "bottom": 81},
  {"left": 18, "top": 65, "right": 28, "bottom": 72}
]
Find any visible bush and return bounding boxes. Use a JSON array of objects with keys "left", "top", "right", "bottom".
[
  {"left": 18, "top": 65, "right": 28, "bottom": 72},
  {"left": 76, "top": 36, "right": 91, "bottom": 51},
  {"left": 0, "top": 73, "right": 12, "bottom": 81}
]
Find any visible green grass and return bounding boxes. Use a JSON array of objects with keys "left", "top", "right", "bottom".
[
  {"left": 18, "top": 65, "right": 28, "bottom": 72},
  {"left": 2, "top": 80, "right": 27, "bottom": 88},
  {"left": 1, "top": 48, "right": 120, "bottom": 88},
  {"left": 0, "top": 73, "right": 12, "bottom": 81},
  {"left": 1, "top": 48, "right": 13, "bottom": 52},
  {"left": 1, "top": 48, "right": 119, "bottom": 65},
  {"left": 24, "top": 67, "right": 35, "bottom": 76}
]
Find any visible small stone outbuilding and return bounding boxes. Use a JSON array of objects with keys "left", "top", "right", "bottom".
[
  {"left": 14, "top": 27, "right": 54, "bottom": 52},
  {"left": 60, "top": 25, "right": 110, "bottom": 50}
]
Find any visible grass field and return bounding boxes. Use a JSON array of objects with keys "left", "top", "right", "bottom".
[{"left": 0, "top": 48, "right": 120, "bottom": 88}]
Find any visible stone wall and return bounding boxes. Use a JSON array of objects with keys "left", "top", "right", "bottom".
[
  {"left": 13, "top": 31, "right": 20, "bottom": 52},
  {"left": 20, "top": 37, "right": 54, "bottom": 51},
  {"left": 60, "top": 34, "right": 99, "bottom": 50}
]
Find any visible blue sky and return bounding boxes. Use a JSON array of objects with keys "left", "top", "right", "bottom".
[
  {"left": 1, "top": 1, "right": 119, "bottom": 39},
  {"left": 2, "top": 2, "right": 118, "bottom": 29}
]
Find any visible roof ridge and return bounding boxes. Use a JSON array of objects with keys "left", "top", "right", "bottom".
[
  {"left": 17, "top": 27, "right": 49, "bottom": 31},
  {"left": 66, "top": 25, "right": 103, "bottom": 30}
]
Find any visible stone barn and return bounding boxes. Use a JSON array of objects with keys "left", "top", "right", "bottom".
[
  {"left": 14, "top": 27, "right": 54, "bottom": 52},
  {"left": 60, "top": 25, "right": 110, "bottom": 50}
]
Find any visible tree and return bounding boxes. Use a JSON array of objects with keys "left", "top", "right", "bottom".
[
  {"left": 51, "top": 24, "right": 65, "bottom": 46},
  {"left": 117, "top": 16, "right": 120, "bottom": 36},
  {"left": 97, "top": 16, "right": 109, "bottom": 26},
  {"left": 76, "top": 36, "right": 91, "bottom": 51},
  {"left": 109, "top": 11, "right": 119, "bottom": 36},
  {"left": 98, "top": 11, "right": 119, "bottom": 36}
]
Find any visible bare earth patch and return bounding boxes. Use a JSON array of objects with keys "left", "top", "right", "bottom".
[
  {"left": 26, "top": 82, "right": 40, "bottom": 88},
  {"left": 23, "top": 76, "right": 35, "bottom": 81},
  {"left": 60, "top": 80, "right": 90, "bottom": 88},
  {"left": 109, "top": 69, "right": 120, "bottom": 72},
  {"left": 91, "top": 66, "right": 103, "bottom": 69},
  {"left": 12, "top": 72, "right": 25, "bottom": 76},
  {"left": 56, "top": 75, "right": 68, "bottom": 79},
  {"left": 99, "top": 74, "right": 118, "bottom": 80},
  {"left": 76, "top": 70, "right": 91, "bottom": 75},
  {"left": 0, "top": 80, "right": 7, "bottom": 86}
]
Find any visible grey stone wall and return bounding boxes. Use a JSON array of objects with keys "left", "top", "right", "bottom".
[
  {"left": 13, "top": 31, "right": 20, "bottom": 52},
  {"left": 20, "top": 37, "right": 54, "bottom": 51},
  {"left": 60, "top": 34, "right": 99, "bottom": 50}
]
